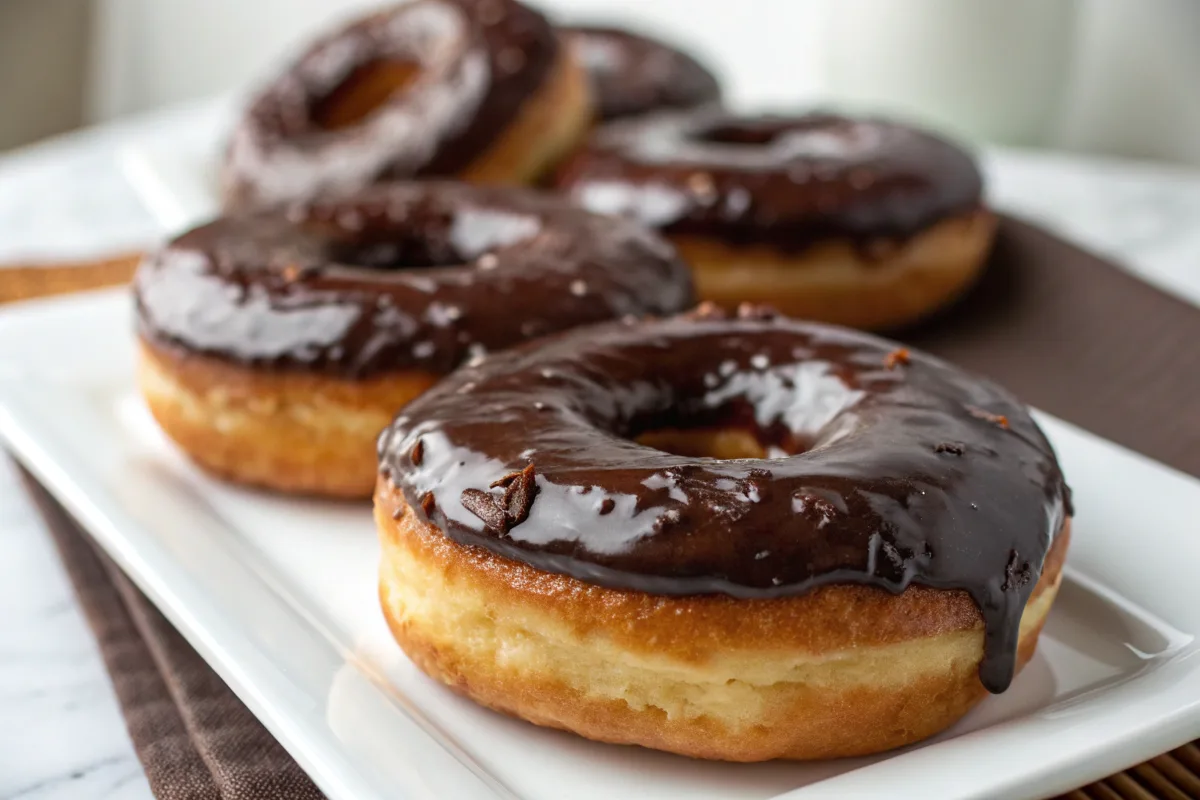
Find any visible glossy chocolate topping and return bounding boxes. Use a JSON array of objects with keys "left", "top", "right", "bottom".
[
  {"left": 555, "top": 108, "right": 984, "bottom": 250},
  {"left": 223, "top": 0, "right": 558, "bottom": 208},
  {"left": 563, "top": 26, "right": 721, "bottom": 121},
  {"left": 380, "top": 306, "right": 1070, "bottom": 692},
  {"left": 134, "top": 182, "right": 693, "bottom": 378}
]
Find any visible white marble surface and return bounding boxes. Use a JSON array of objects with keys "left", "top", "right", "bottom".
[
  {"left": 0, "top": 99, "right": 1199, "bottom": 800},
  {"left": 0, "top": 459, "right": 151, "bottom": 800}
]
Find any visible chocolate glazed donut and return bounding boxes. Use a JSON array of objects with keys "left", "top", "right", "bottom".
[
  {"left": 562, "top": 25, "right": 722, "bottom": 121},
  {"left": 375, "top": 305, "right": 1071, "bottom": 760},
  {"left": 223, "top": 0, "right": 593, "bottom": 209},
  {"left": 134, "top": 182, "right": 693, "bottom": 497},
  {"left": 556, "top": 108, "right": 998, "bottom": 330}
]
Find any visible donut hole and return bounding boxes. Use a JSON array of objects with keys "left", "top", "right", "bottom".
[
  {"left": 635, "top": 428, "right": 770, "bottom": 460},
  {"left": 313, "top": 59, "right": 422, "bottom": 130},
  {"left": 321, "top": 208, "right": 543, "bottom": 270},
  {"left": 327, "top": 233, "right": 464, "bottom": 270},
  {"left": 697, "top": 122, "right": 786, "bottom": 147},
  {"left": 631, "top": 401, "right": 810, "bottom": 460}
]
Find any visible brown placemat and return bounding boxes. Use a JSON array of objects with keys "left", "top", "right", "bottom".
[
  {"left": 908, "top": 217, "right": 1200, "bottom": 478},
  {"left": 6, "top": 215, "right": 1200, "bottom": 799},
  {"left": 0, "top": 253, "right": 141, "bottom": 304},
  {"left": 17, "top": 467, "right": 325, "bottom": 800}
]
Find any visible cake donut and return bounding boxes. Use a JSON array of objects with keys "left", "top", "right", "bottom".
[
  {"left": 375, "top": 304, "right": 1071, "bottom": 761},
  {"left": 134, "top": 182, "right": 692, "bottom": 498},
  {"left": 562, "top": 26, "right": 722, "bottom": 122},
  {"left": 222, "top": 0, "right": 592, "bottom": 209},
  {"left": 555, "top": 109, "right": 996, "bottom": 330}
]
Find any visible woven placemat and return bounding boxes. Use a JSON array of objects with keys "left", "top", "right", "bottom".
[
  {"left": 0, "top": 253, "right": 141, "bottom": 304},
  {"left": 3, "top": 243, "right": 1199, "bottom": 799}
]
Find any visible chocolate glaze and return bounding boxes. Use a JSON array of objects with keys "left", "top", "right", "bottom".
[
  {"left": 562, "top": 26, "right": 721, "bottom": 121},
  {"left": 223, "top": 0, "right": 558, "bottom": 209},
  {"left": 134, "top": 181, "right": 693, "bottom": 378},
  {"left": 380, "top": 306, "right": 1070, "bottom": 693},
  {"left": 555, "top": 108, "right": 984, "bottom": 251}
]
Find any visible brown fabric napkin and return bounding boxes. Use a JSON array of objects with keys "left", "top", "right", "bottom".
[
  {"left": 0, "top": 254, "right": 140, "bottom": 304},
  {"left": 17, "top": 469, "right": 325, "bottom": 800},
  {"left": 10, "top": 215, "right": 1200, "bottom": 799}
]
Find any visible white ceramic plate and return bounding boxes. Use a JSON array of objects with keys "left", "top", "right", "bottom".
[{"left": 2, "top": 289, "right": 1200, "bottom": 800}]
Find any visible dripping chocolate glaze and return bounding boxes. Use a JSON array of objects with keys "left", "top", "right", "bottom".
[
  {"left": 555, "top": 108, "right": 984, "bottom": 251},
  {"left": 224, "top": 0, "right": 558, "bottom": 208},
  {"left": 381, "top": 308, "right": 1070, "bottom": 693},
  {"left": 134, "top": 182, "right": 693, "bottom": 378},
  {"left": 562, "top": 25, "right": 722, "bottom": 121}
]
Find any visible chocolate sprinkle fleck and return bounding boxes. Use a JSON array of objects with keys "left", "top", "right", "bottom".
[
  {"left": 736, "top": 303, "right": 779, "bottom": 321},
  {"left": 490, "top": 463, "right": 539, "bottom": 526},
  {"left": 690, "top": 301, "right": 724, "bottom": 320},
  {"left": 461, "top": 488, "right": 510, "bottom": 531},
  {"left": 968, "top": 406, "right": 1010, "bottom": 429},
  {"left": 461, "top": 464, "right": 540, "bottom": 532},
  {"left": 1002, "top": 551, "right": 1034, "bottom": 592},
  {"left": 884, "top": 348, "right": 911, "bottom": 369}
]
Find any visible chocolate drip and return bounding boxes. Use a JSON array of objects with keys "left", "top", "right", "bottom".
[
  {"left": 556, "top": 109, "right": 984, "bottom": 251},
  {"left": 562, "top": 25, "right": 721, "bottom": 121},
  {"left": 134, "top": 182, "right": 693, "bottom": 378},
  {"left": 224, "top": 0, "right": 558, "bottom": 208},
  {"left": 380, "top": 310, "right": 1069, "bottom": 693}
]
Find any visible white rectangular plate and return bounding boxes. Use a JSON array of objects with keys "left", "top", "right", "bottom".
[{"left": 3, "top": 290, "right": 1200, "bottom": 800}]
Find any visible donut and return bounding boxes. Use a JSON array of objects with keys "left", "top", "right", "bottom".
[
  {"left": 562, "top": 26, "right": 722, "bottom": 122},
  {"left": 222, "top": 0, "right": 592, "bottom": 209},
  {"left": 134, "top": 182, "right": 693, "bottom": 498},
  {"left": 375, "top": 304, "right": 1071, "bottom": 761},
  {"left": 555, "top": 109, "right": 997, "bottom": 330}
]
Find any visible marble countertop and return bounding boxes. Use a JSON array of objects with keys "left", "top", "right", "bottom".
[{"left": 1, "top": 99, "right": 1199, "bottom": 800}]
